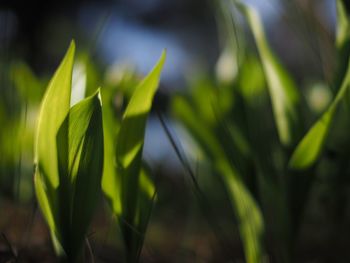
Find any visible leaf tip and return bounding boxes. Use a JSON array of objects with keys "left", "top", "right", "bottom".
[
  {"left": 64, "top": 40, "right": 76, "bottom": 63},
  {"left": 288, "top": 150, "right": 312, "bottom": 171},
  {"left": 159, "top": 49, "right": 167, "bottom": 68},
  {"left": 96, "top": 87, "right": 102, "bottom": 105},
  {"left": 69, "top": 39, "right": 76, "bottom": 51}
]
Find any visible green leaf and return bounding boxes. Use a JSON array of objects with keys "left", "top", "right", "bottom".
[
  {"left": 53, "top": 89, "right": 104, "bottom": 260},
  {"left": 335, "top": 0, "right": 350, "bottom": 103},
  {"left": 69, "top": 90, "right": 104, "bottom": 256},
  {"left": 172, "top": 95, "right": 223, "bottom": 160},
  {"left": 34, "top": 168, "right": 58, "bottom": 234},
  {"left": 35, "top": 41, "right": 75, "bottom": 188},
  {"left": 217, "top": 160, "right": 265, "bottom": 263},
  {"left": 237, "top": 54, "right": 266, "bottom": 102},
  {"left": 101, "top": 88, "right": 122, "bottom": 214},
  {"left": 137, "top": 165, "right": 156, "bottom": 231},
  {"left": 123, "top": 164, "right": 156, "bottom": 263},
  {"left": 116, "top": 50, "right": 165, "bottom": 219},
  {"left": 11, "top": 61, "right": 44, "bottom": 102},
  {"left": 34, "top": 40, "right": 75, "bottom": 236},
  {"left": 289, "top": 57, "right": 350, "bottom": 170},
  {"left": 102, "top": 51, "right": 165, "bottom": 262},
  {"left": 336, "top": 0, "right": 350, "bottom": 50},
  {"left": 235, "top": 1, "right": 301, "bottom": 147},
  {"left": 172, "top": 91, "right": 265, "bottom": 263}
]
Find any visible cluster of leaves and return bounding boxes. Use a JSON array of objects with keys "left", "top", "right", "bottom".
[
  {"left": 171, "top": 0, "right": 350, "bottom": 262},
  {"left": 33, "top": 41, "right": 165, "bottom": 262},
  {"left": 34, "top": 42, "right": 104, "bottom": 261}
]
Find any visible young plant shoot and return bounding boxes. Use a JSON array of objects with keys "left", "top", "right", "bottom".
[{"left": 34, "top": 41, "right": 104, "bottom": 262}]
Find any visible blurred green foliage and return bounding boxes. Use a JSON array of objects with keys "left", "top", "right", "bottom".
[
  {"left": 170, "top": 0, "right": 350, "bottom": 262},
  {"left": 1, "top": 0, "right": 350, "bottom": 262}
]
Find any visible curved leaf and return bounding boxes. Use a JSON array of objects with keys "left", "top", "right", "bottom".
[
  {"left": 34, "top": 41, "right": 75, "bottom": 238},
  {"left": 336, "top": 0, "right": 350, "bottom": 50},
  {"left": 102, "top": 51, "right": 166, "bottom": 263},
  {"left": 70, "top": 90, "right": 104, "bottom": 256},
  {"left": 335, "top": 0, "right": 350, "bottom": 104},
  {"left": 235, "top": 1, "right": 301, "bottom": 147},
  {"left": 116, "top": 50, "right": 165, "bottom": 219},
  {"left": 289, "top": 58, "right": 350, "bottom": 170},
  {"left": 34, "top": 41, "right": 104, "bottom": 261},
  {"left": 35, "top": 41, "right": 75, "bottom": 188}
]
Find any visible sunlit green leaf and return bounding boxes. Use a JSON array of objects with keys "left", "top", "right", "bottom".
[
  {"left": 69, "top": 90, "right": 104, "bottom": 256},
  {"left": 35, "top": 41, "right": 75, "bottom": 189},
  {"left": 102, "top": 51, "right": 165, "bottom": 263},
  {"left": 34, "top": 41, "right": 75, "bottom": 238},
  {"left": 54, "top": 89, "right": 104, "bottom": 260},
  {"left": 101, "top": 88, "right": 122, "bottom": 214},
  {"left": 116, "top": 50, "right": 165, "bottom": 218}
]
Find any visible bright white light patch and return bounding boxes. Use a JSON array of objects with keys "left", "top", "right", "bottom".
[{"left": 70, "top": 61, "right": 87, "bottom": 107}]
